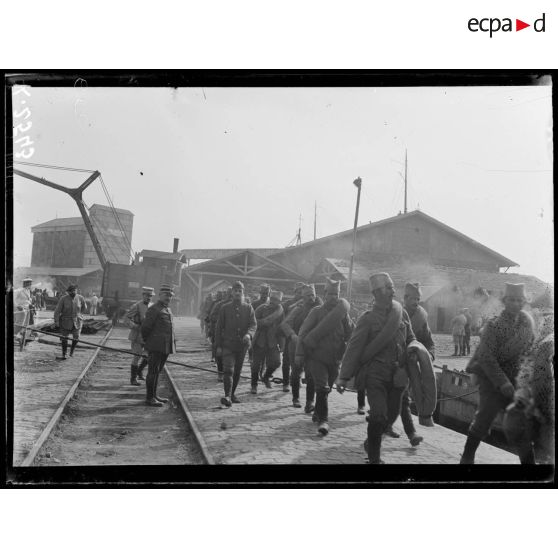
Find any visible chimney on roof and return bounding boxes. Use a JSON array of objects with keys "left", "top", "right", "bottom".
[{"left": 173, "top": 238, "right": 179, "bottom": 254}]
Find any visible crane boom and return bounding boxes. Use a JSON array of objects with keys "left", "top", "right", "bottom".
[{"left": 13, "top": 168, "right": 107, "bottom": 269}]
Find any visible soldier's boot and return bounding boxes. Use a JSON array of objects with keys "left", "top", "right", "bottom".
[
  {"left": 231, "top": 372, "right": 241, "bottom": 403},
  {"left": 315, "top": 389, "right": 329, "bottom": 434},
  {"left": 460, "top": 434, "right": 481, "bottom": 464},
  {"left": 153, "top": 371, "right": 168, "bottom": 403},
  {"left": 61, "top": 338, "right": 68, "bottom": 359},
  {"left": 217, "top": 372, "right": 224, "bottom": 382},
  {"left": 146, "top": 375, "right": 162, "bottom": 407},
  {"left": 262, "top": 368, "right": 274, "bottom": 389},
  {"left": 291, "top": 376, "right": 301, "bottom": 407},
  {"left": 453, "top": 345, "right": 459, "bottom": 356},
  {"left": 136, "top": 358, "right": 148, "bottom": 381},
  {"left": 419, "top": 415, "right": 435, "bottom": 427},
  {"left": 367, "top": 420, "right": 385, "bottom": 464},
  {"left": 130, "top": 365, "right": 141, "bottom": 386},
  {"left": 221, "top": 374, "right": 232, "bottom": 407},
  {"left": 408, "top": 432, "right": 424, "bottom": 447},
  {"left": 69, "top": 339, "right": 78, "bottom": 357}
]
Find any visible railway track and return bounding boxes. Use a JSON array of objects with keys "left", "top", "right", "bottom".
[{"left": 12, "top": 320, "right": 209, "bottom": 467}]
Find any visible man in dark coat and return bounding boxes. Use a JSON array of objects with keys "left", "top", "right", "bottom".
[
  {"left": 141, "top": 284, "right": 176, "bottom": 407},
  {"left": 460, "top": 283, "right": 535, "bottom": 464},
  {"left": 215, "top": 280, "right": 256, "bottom": 406},
  {"left": 295, "top": 278, "right": 353, "bottom": 436},
  {"left": 53, "top": 283, "right": 87, "bottom": 359},
  {"left": 336, "top": 273, "right": 416, "bottom": 464},
  {"left": 251, "top": 290, "right": 285, "bottom": 391},
  {"left": 280, "top": 284, "right": 322, "bottom": 410}
]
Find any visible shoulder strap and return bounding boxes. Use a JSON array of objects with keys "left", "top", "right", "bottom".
[{"left": 360, "top": 301, "right": 403, "bottom": 364}]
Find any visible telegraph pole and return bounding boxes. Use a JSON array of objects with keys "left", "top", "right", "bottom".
[
  {"left": 347, "top": 177, "right": 362, "bottom": 300},
  {"left": 313, "top": 201, "right": 317, "bottom": 240},
  {"left": 404, "top": 148, "right": 408, "bottom": 214}
]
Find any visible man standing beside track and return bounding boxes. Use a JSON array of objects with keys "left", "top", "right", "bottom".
[
  {"left": 215, "top": 280, "right": 256, "bottom": 407},
  {"left": 141, "top": 284, "right": 176, "bottom": 407},
  {"left": 53, "top": 283, "right": 87, "bottom": 360},
  {"left": 125, "top": 286, "right": 155, "bottom": 386}
]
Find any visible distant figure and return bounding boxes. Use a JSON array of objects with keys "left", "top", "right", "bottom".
[
  {"left": 463, "top": 308, "right": 473, "bottom": 355},
  {"left": 451, "top": 309, "right": 467, "bottom": 356},
  {"left": 90, "top": 293, "right": 99, "bottom": 316},
  {"left": 141, "top": 284, "right": 176, "bottom": 407},
  {"left": 53, "top": 284, "right": 87, "bottom": 360},
  {"left": 112, "top": 291, "right": 121, "bottom": 326},
  {"left": 460, "top": 283, "right": 535, "bottom": 464}
]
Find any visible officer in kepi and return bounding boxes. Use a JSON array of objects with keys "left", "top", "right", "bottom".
[
  {"left": 141, "top": 284, "right": 176, "bottom": 407},
  {"left": 125, "top": 286, "right": 155, "bottom": 386}
]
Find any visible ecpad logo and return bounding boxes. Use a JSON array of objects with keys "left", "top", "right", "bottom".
[{"left": 468, "top": 13, "right": 545, "bottom": 37}]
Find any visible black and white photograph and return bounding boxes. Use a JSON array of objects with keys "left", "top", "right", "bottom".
[{"left": 5, "top": 72, "right": 554, "bottom": 485}]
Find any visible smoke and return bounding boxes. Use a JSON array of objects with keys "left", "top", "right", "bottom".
[{"left": 28, "top": 276, "right": 56, "bottom": 296}]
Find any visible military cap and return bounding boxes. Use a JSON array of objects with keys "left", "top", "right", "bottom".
[
  {"left": 325, "top": 278, "right": 340, "bottom": 295},
  {"left": 270, "top": 290, "right": 283, "bottom": 301},
  {"left": 504, "top": 283, "right": 526, "bottom": 299},
  {"left": 404, "top": 282, "right": 422, "bottom": 298},
  {"left": 369, "top": 273, "right": 393, "bottom": 291},
  {"left": 159, "top": 283, "right": 174, "bottom": 295},
  {"left": 142, "top": 286, "right": 155, "bottom": 295}
]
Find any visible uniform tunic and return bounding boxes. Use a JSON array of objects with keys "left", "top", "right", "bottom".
[
  {"left": 141, "top": 301, "right": 176, "bottom": 355},
  {"left": 126, "top": 299, "right": 153, "bottom": 365},
  {"left": 339, "top": 302, "right": 415, "bottom": 426},
  {"left": 407, "top": 305, "right": 435, "bottom": 358},
  {"left": 54, "top": 294, "right": 87, "bottom": 334}
]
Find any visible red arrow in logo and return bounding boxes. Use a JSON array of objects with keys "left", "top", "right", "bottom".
[{"left": 516, "top": 19, "right": 530, "bottom": 31}]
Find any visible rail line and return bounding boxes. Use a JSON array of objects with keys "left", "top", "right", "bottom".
[{"left": 14, "top": 324, "right": 213, "bottom": 467}]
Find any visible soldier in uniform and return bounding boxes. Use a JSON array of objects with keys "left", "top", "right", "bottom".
[
  {"left": 251, "top": 290, "right": 285, "bottom": 391},
  {"left": 53, "top": 284, "right": 88, "bottom": 360},
  {"left": 210, "top": 289, "right": 232, "bottom": 381},
  {"left": 141, "top": 284, "right": 176, "bottom": 407},
  {"left": 296, "top": 278, "right": 353, "bottom": 435},
  {"left": 451, "top": 309, "right": 467, "bottom": 356},
  {"left": 462, "top": 308, "right": 473, "bottom": 356},
  {"left": 385, "top": 281, "right": 436, "bottom": 445},
  {"left": 280, "top": 282, "right": 306, "bottom": 393},
  {"left": 280, "top": 283, "right": 322, "bottom": 410},
  {"left": 252, "top": 283, "right": 271, "bottom": 311},
  {"left": 215, "top": 280, "right": 256, "bottom": 406},
  {"left": 460, "top": 283, "right": 535, "bottom": 464},
  {"left": 336, "top": 273, "right": 416, "bottom": 464},
  {"left": 125, "top": 286, "right": 155, "bottom": 386}
]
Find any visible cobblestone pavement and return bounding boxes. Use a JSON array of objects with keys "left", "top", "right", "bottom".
[{"left": 170, "top": 318, "right": 518, "bottom": 465}]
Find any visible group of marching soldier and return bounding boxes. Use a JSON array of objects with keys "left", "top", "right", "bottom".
[
  {"left": 194, "top": 275, "right": 554, "bottom": 464},
  {"left": 24, "top": 268, "right": 552, "bottom": 465}
]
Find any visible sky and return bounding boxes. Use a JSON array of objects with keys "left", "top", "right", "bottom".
[{"left": 11, "top": 83, "right": 554, "bottom": 282}]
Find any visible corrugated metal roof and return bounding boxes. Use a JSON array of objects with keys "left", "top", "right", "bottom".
[
  {"left": 140, "top": 250, "right": 187, "bottom": 262},
  {"left": 271, "top": 210, "right": 519, "bottom": 268}
]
